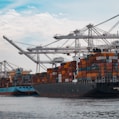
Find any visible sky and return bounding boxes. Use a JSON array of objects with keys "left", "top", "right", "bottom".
[{"left": 0, "top": 0, "right": 119, "bottom": 73}]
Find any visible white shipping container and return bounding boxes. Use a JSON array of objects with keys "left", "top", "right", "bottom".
[
  {"left": 58, "top": 78, "right": 62, "bottom": 82},
  {"left": 65, "top": 78, "right": 69, "bottom": 82},
  {"left": 58, "top": 74, "right": 62, "bottom": 77},
  {"left": 52, "top": 72, "right": 57, "bottom": 75},
  {"left": 96, "top": 56, "right": 106, "bottom": 60},
  {"left": 58, "top": 74, "right": 62, "bottom": 82},
  {"left": 109, "top": 56, "right": 118, "bottom": 59}
]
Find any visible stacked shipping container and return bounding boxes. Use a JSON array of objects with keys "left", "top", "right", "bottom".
[
  {"left": 33, "top": 52, "right": 119, "bottom": 84},
  {"left": 33, "top": 61, "right": 76, "bottom": 84}
]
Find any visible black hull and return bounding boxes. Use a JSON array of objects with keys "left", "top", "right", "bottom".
[
  {"left": 33, "top": 81, "right": 119, "bottom": 98},
  {"left": 94, "top": 82, "right": 119, "bottom": 98}
]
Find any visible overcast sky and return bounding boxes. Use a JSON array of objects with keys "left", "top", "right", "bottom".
[{"left": 0, "top": 0, "right": 119, "bottom": 73}]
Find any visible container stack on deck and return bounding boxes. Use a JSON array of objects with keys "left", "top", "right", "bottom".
[
  {"left": 0, "top": 68, "right": 33, "bottom": 88},
  {"left": 33, "top": 61, "right": 76, "bottom": 84},
  {"left": 77, "top": 52, "right": 119, "bottom": 81},
  {"left": 33, "top": 52, "right": 119, "bottom": 84}
]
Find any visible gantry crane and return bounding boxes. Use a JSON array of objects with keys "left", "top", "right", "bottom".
[
  {"left": 3, "top": 14, "right": 119, "bottom": 73},
  {"left": 54, "top": 14, "right": 119, "bottom": 51},
  {"left": 3, "top": 36, "right": 66, "bottom": 72},
  {"left": 54, "top": 24, "right": 119, "bottom": 50}
]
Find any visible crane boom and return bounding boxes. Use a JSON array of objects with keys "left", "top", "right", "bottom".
[
  {"left": 3, "top": 36, "right": 64, "bottom": 64},
  {"left": 95, "top": 14, "right": 119, "bottom": 27},
  {"left": 3, "top": 36, "right": 38, "bottom": 64},
  {"left": 54, "top": 34, "right": 119, "bottom": 40}
]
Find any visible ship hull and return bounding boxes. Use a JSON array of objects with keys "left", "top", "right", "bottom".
[
  {"left": 94, "top": 82, "right": 119, "bottom": 98},
  {"left": 0, "top": 86, "right": 36, "bottom": 96},
  {"left": 33, "top": 81, "right": 119, "bottom": 98}
]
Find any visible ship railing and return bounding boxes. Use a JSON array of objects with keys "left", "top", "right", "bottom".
[
  {"left": 77, "top": 77, "right": 119, "bottom": 84},
  {"left": 95, "top": 78, "right": 119, "bottom": 83},
  {"left": 77, "top": 78, "right": 95, "bottom": 84}
]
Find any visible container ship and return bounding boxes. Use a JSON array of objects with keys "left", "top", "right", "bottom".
[
  {"left": 3, "top": 15, "right": 119, "bottom": 98},
  {"left": 32, "top": 51, "right": 119, "bottom": 98},
  {"left": 0, "top": 61, "right": 36, "bottom": 96},
  {"left": 32, "top": 24, "right": 119, "bottom": 98}
]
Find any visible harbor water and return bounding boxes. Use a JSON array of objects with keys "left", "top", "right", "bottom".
[{"left": 0, "top": 96, "right": 119, "bottom": 119}]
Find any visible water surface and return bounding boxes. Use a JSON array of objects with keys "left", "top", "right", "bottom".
[{"left": 0, "top": 96, "right": 119, "bottom": 119}]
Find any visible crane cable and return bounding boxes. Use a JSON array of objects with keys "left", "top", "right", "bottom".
[
  {"left": 108, "top": 20, "right": 119, "bottom": 33},
  {"left": 94, "top": 14, "right": 119, "bottom": 27}
]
